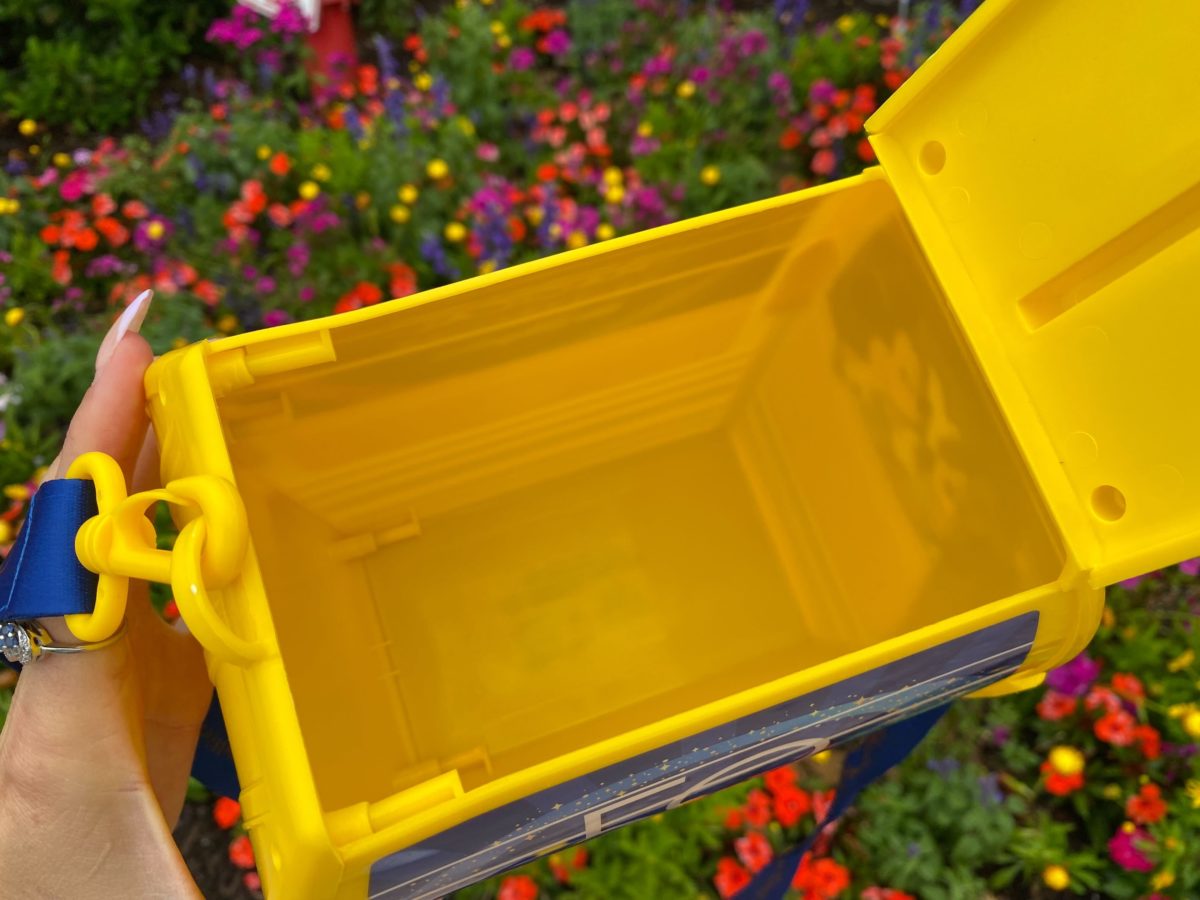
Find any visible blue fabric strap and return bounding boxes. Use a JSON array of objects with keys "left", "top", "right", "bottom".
[
  {"left": 0, "top": 479, "right": 99, "bottom": 623},
  {"left": 740, "top": 703, "right": 950, "bottom": 900}
]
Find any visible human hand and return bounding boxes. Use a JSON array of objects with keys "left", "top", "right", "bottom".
[{"left": 0, "top": 291, "right": 213, "bottom": 898}]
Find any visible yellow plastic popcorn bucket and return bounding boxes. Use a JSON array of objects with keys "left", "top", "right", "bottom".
[{"left": 63, "top": 0, "right": 1200, "bottom": 896}]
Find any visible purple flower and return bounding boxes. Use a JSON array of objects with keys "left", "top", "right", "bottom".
[
  {"left": 630, "top": 134, "right": 660, "bottom": 156},
  {"left": 256, "top": 276, "right": 277, "bottom": 295},
  {"left": 990, "top": 725, "right": 1011, "bottom": 746},
  {"left": 1108, "top": 827, "right": 1154, "bottom": 872},
  {"left": 809, "top": 78, "right": 837, "bottom": 105},
  {"left": 740, "top": 29, "right": 768, "bottom": 56},
  {"left": 925, "top": 758, "right": 959, "bottom": 775},
  {"left": 1179, "top": 558, "right": 1200, "bottom": 576},
  {"left": 419, "top": 233, "right": 459, "bottom": 279},
  {"left": 85, "top": 255, "right": 126, "bottom": 278},
  {"left": 1045, "top": 652, "right": 1101, "bottom": 697},
  {"left": 299, "top": 285, "right": 316, "bottom": 302},
  {"left": 263, "top": 309, "right": 293, "bottom": 327},
  {"left": 978, "top": 773, "right": 1003, "bottom": 805},
  {"left": 768, "top": 71, "right": 790, "bottom": 93},
  {"left": 287, "top": 243, "right": 310, "bottom": 277},
  {"left": 1119, "top": 573, "right": 1150, "bottom": 590},
  {"left": 73, "top": 149, "right": 92, "bottom": 167},
  {"left": 543, "top": 29, "right": 572, "bottom": 56},
  {"left": 133, "top": 218, "right": 173, "bottom": 253},
  {"left": 690, "top": 66, "right": 711, "bottom": 84},
  {"left": 510, "top": 47, "right": 536, "bottom": 71},
  {"left": 207, "top": 16, "right": 263, "bottom": 50},
  {"left": 643, "top": 54, "right": 672, "bottom": 78},
  {"left": 271, "top": 0, "right": 308, "bottom": 35}
]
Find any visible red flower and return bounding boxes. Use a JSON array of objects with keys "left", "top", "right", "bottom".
[
  {"left": 163, "top": 599, "right": 179, "bottom": 621},
  {"left": 40, "top": 224, "right": 61, "bottom": 245},
  {"left": 1084, "top": 686, "right": 1122, "bottom": 715},
  {"left": 122, "top": 200, "right": 149, "bottom": 220},
  {"left": 861, "top": 890, "right": 915, "bottom": 900},
  {"left": 228, "top": 835, "right": 255, "bottom": 869},
  {"left": 335, "top": 281, "right": 385, "bottom": 314},
  {"left": 1095, "top": 709, "right": 1136, "bottom": 746},
  {"left": 387, "top": 262, "right": 417, "bottom": 299},
  {"left": 744, "top": 788, "right": 772, "bottom": 828},
  {"left": 571, "top": 848, "right": 588, "bottom": 870},
  {"left": 51, "top": 250, "right": 72, "bottom": 285},
  {"left": 714, "top": 857, "right": 751, "bottom": 899},
  {"left": 773, "top": 785, "right": 812, "bottom": 828},
  {"left": 213, "top": 796, "right": 242, "bottom": 829},
  {"left": 855, "top": 138, "right": 876, "bottom": 162},
  {"left": 91, "top": 193, "right": 116, "bottom": 217},
  {"left": 1040, "top": 760, "right": 1084, "bottom": 796},
  {"left": 536, "top": 162, "right": 559, "bottom": 182},
  {"left": 269, "top": 152, "right": 291, "bottom": 177},
  {"left": 779, "top": 128, "right": 802, "bottom": 150},
  {"left": 498, "top": 874, "right": 538, "bottom": 900},
  {"left": 1036, "top": 690, "right": 1078, "bottom": 721},
  {"left": 73, "top": 227, "right": 99, "bottom": 252},
  {"left": 1112, "top": 673, "right": 1145, "bottom": 703},
  {"left": 764, "top": 766, "right": 797, "bottom": 794},
  {"left": 811, "top": 789, "right": 836, "bottom": 824},
  {"left": 95, "top": 216, "right": 129, "bottom": 247},
  {"left": 1126, "top": 783, "right": 1167, "bottom": 825},
  {"left": 1133, "top": 724, "right": 1161, "bottom": 760},
  {"left": 791, "top": 854, "right": 850, "bottom": 899},
  {"left": 508, "top": 215, "right": 528, "bottom": 242},
  {"left": 519, "top": 8, "right": 567, "bottom": 32},
  {"left": 735, "top": 831, "right": 773, "bottom": 874},
  {"left": 811, "top": 149, "right": 836, "bottom": 177},
  {"left": 723, "top": 807, "right": 744, "bottom": 830}
]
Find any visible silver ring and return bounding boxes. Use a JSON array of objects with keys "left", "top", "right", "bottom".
[{"left": 0, "top": 620, "right": 127, "bottom": 665}]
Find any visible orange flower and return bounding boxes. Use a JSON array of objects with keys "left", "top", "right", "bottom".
[
  {"left": 357, "top": 64, "right": 379, "bottom": 95},
  {"left": 194, "top": 280, "right": 222, "bottom": 306},
  {"left": 39, "top": 224, "right": 61, "bottom": 245},
  {"left": 386, "top": 262, "right": 417, "bottom": 298},
  {"left": 95, "top": 216, "right": 130, "bottom": 248},
  {"left": 792, "top": 854, "right": 850, "bottom": 900},
  {"left": 267, "top": 203, "right": 293, "bottom": 227},
  {"left": 91, "top": 193, "right": 116, "bottom": 217},
  {"left": 1112, "top": 673, "right": 1145, "bottom": 703},
  {"left": 1040, "top": 760, "right": 1084, "bottom": 796},
  {"left": 51, "top": 250, "right": 72, "bottom": 285},
  {"left": 73, "top": 227, "right": 99, "bottom": 252},
  {"left": 211, "top": 103, "right": 227, "bottom": 121},
  {"left": 122, "top": 200, "right": 149, "bottom": 220},
  {"left": 1126, "top": 784, "right": 1167, "bottom": 825},
  {"left": 269, "top": 151, "right": 291, "bottom": 177},
  {"left": 536, "top": 162, "right": 558, "bottom": 182}
]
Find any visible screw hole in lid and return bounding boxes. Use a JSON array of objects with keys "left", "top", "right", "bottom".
[
  {"left": 919, "top": 140, "right": 946, "bottom": 175},
  {"left": 1091, "top": 485, "right": 1126, "bottom": 522}
]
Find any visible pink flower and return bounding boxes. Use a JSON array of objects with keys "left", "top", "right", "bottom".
[
  {"left": 542, "top": 29, "right": 572, "bottom": 56},
  {"left": 1180, "top": 557, "right": 1200, "bottom": 576},
  {"left": 1107, "top": 826, "right": 1154, "bottom": 872},
  {"left": 510, "top": 48, "right": 536, "bottom": 71},
  {"left": 59, "top": 170, "right": 92, "bottom": 202},
  {"left": 811, "top": 149, "right": 836, "bottom": 176}
]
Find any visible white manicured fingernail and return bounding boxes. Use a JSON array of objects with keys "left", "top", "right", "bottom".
[{"left": 95, "top": 289, "right": 152, "bottom": 375}]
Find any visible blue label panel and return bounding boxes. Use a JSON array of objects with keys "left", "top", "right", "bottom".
[{"left": 369, "top": 613, "right": 1038, "bottom": 899}]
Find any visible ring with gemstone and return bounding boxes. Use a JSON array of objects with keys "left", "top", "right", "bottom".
[{"left": 0, "top": 619, "right": 127, "bottom": 666}]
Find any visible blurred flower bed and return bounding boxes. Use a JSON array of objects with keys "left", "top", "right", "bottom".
[{"left": 0, "top": 0, "right": 1197, "bottom": 898}]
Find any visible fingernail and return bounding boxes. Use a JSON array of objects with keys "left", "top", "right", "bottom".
[{"left": 95, "top": 289, "right": 152, "bottom": 375}]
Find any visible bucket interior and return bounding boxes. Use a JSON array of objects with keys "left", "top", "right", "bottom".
[{"left": 216, "top": 175, "right": 1064, "bottom": 811}]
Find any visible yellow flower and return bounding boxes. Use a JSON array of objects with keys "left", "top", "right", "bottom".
[
  {"left": 7, "top": 199, "right": 18, "bottom": 214},
  {"left": 1168, "top": 648, "right": 1194, "bottom": 672},
  {"left": 1188, "top": 780, "right": 1200, "bottom": 809},
  {"left": 1048, "top": 746, "right": 1084, "bottom": 776},
  {"left": 1102, "top": 784, "right": 1122, "bottom": 800},
  {"left": 603, "top": 166, "right": 623, "bottom": 186},
  {"left": 52, "top": 152, "right": 71, "bottom": 168},
  {"left": 651, "top": 813, "right": 664, "bottom": 823},
  {"left": 1168, "top": 702, "right": 1196, "bottom": 719},
  {"left": 1152, "top": 871, "right": 1175, "bottom": 891},
  {"left": 355, "top": 191, "right": 372, "bottom": 210},
  {"left": 478, "top": 259, "right": 497, "bottom": 275},
  {"left": 146, "top": 220, "right": 166, "bottom": 241},
  {"left": 497, "top": 34, "right": 511, "bottom": 48},
  {"left": 836, "top": 13, "right": 856, "bottom": 33},
  {"left": 875, "top": 13, "right": 889, "bottom": 26},
  {"left": 481, "top": 0, "right": 493, "bottom": 6},
  {"left": 408, "top": 60, "right": 420, "bottom": 74},
  {"left": 17, "top": 119, "right": 36, "bottom": 137},
  {"left": 526, "top": 206, "right": 544, "bottom": 226},
  {"left": 444, "top": 221, "right": 467, "bottom": 243},
  {"left": 216, "top": 314, "right": 239, "bottom": 334},
  {"left": 358, "top": 138, "right": 373, "bottom": 151},
  {"left": 3, "top": 484, "right": 28, "bottom": 501},
  {"left": 415, "top": 72, "right": 433, "bottom": 91},
  {"left": 605, "top": 184, "right": 625, "bottom": 204},
  {"left": 299, "top": 180, "right": 320, "bottom": 200},
  {"left": 311, "top": 163, "right": 332, "bottom": 182},
  {"left": 0, "top": 520, "right": 11, "bottom": 544},
  {"left": 389, "top": 204, "right": 411, "bottom": 224},
  {"left": 812, "top": 749, "right": 832, "bottom": 764},
  {"left": 636, "top": 120, "right": 654, "bottom": 138},
  {"left": 457, "top": 117, "right": 475, "bottom": 137},
  {"left": 595, "top": 223, "right": 615, "bottom": 241},
  {"left": 256, "top": 145, "right": 272, "bottom": 160},
  {"left": 548, "top": 222, "right": 562, "bottom": 239},
  {"left": 1183, "top": 710, "right": 1200, "bottom": 739},
  {"left": 566, "top": 230, "right": 588, "bottom": 250},
  {"left": 676, "top": 80, "right": 696, "bottom": 99},
  {"left": 0, "top": 199, "right": 14, "bottom": 215},
  {"left": 426, "top": 158, "right": 449, "bottom": 180},
  {"left": 171, "top": 337, "right": 189, "bottom": 350},
  {"left": 4, "top": 307, "right": 25, "bottom": 327},
  {"left": 1122, "top": 821, "right": 1136, "bottom": 834},
  {"left": 28, "top": 144, "right": 40, "bottom": 156},
  {"left": 1165, "top": 836, "right": 1181, "bottom": 851},
  {"left": 489, "top": 21, "right": 505, "bottom": 35},
  {"left": 1042, "top": 865, "right": 1070, "bottom": 891},
  {"left": 700, "top": 164, "right": 721, "bottom": 186},
  {"left": 1101, "top": 605, "right": 1116, "bottom": 628},
  {"left": 398, "top": 184, "right": 419, "bottom": 204}
]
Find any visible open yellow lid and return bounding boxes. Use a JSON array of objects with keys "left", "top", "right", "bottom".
[{"left": 866, "top": 0, "right": 1200, "bottom": 587}]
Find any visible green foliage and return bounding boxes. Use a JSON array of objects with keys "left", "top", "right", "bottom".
[{"left": 0, "top": 0, "right": 224, "bottom": 135}]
